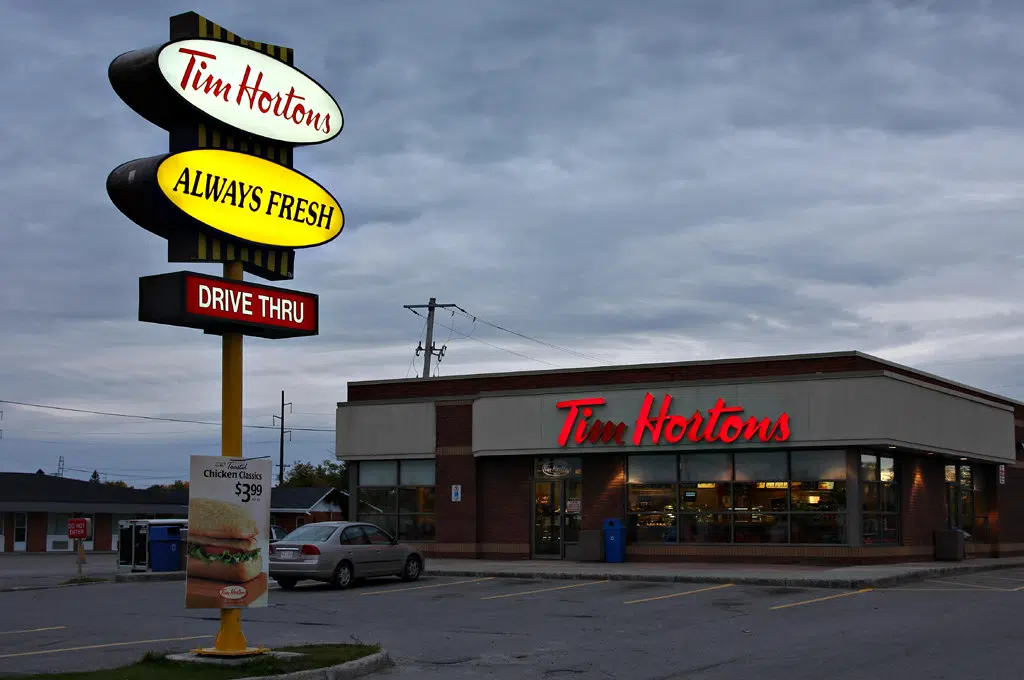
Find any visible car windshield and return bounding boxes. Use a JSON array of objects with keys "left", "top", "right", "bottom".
[{"left": 281, "top": 525, "right": 336, "bottom": 543}]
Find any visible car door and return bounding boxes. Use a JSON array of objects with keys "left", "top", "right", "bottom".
[
  {"left": 361, "top": 524, "right": 405, "bottom": 575},
  {"left": 339, "top": 525, "right": 380, "bottom": 576}
]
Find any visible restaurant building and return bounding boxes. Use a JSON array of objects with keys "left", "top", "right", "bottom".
[
  {"left": 0, "top": 472, "right": 187, "bottom": 553},
  {"left": 335, "top": 351, "right": 1024, "bottom": 564}
]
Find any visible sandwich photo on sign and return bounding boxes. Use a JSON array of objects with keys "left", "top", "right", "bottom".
[
  {"left": 186, "top": 497, "right": 267, "bottom": 608},
  {"left": 185, "top": 455, "right": 272, "bottom": 609}
]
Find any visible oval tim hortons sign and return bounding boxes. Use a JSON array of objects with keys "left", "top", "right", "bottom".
[
  {"left": 108, "top": 38, "right": 342, "bottom": 145},
  {"left": 106, "top": 149, "right": 344, "bottom": 249}
]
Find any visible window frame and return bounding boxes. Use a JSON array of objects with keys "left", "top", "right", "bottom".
[
  {"left": 945, "top": 462, "right": 987, "bottom": 539},
  {"left": 356, "top": 459, "right": 436, "bottom": 543},
  {"left": 860, "top": 453, "right": 900, "bottom": 546}
]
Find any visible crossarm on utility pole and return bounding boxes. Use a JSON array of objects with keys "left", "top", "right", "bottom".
[{"left": 403, "top": 298, "right": 458, "bottom": 378}]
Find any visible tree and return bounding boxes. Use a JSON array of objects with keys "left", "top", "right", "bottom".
[
  {"left": 104, "top": 480, "right": 130, "bottom": 488},
  {"left": 146, "top": 480, "right": 188, "bottom": 492},
  {"left": 282, "top": 458, "right": 348, "bottom": 490},
  {"left": 89, "top": 470, "right": 101, "bottom": 483}
]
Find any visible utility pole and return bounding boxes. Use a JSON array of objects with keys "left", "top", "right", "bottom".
[
  {"left": 273, "top": 391, "right": 293, "bottom": 485},
  {"left": 403, "top": 297, "right": 457, "bottom": 378},
  {"left": 56, "top": 456, "right": 64, "bottom": 478}
]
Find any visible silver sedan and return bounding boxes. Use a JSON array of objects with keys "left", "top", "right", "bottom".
[{"left": 268, "top": 521, "right": 424, "bottom": 590}]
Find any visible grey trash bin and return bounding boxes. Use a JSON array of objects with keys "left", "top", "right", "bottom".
[{"left": 934, "top": 529, "right": 966, "bottom": 561}]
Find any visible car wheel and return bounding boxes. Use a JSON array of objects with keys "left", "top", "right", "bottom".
[
  {"left": 275, "top": 577, "right": 297, "bottom": 590},
  {"left": 331, "top": 561, "right": 354, "bottom": 589},
  {"left": 401, "top": 555, "right": 422, "bottom": 582}
]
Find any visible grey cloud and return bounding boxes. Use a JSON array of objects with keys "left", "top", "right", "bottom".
[{"left": 4, "top": 0, "right": 1024, "bottom": 479}]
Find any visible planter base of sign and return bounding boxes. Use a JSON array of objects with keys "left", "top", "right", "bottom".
[{"left": 139, "top": 270, "right": 318, "bottom": 339}]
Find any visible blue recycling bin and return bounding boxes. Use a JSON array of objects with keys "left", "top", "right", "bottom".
[
  {"left": 148, "top": 525, "right": 182, "bottom": 572},
  {"left": 603, "top": 518, "right": 626, "bottom": 563}
]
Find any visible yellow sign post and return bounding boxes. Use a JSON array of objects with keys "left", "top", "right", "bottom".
[
  {"left": 211, "top": 261, "right": 251, "bottom": 655},
  {"left": 106, "top": 10, "right": 345, "bottom": 659}
]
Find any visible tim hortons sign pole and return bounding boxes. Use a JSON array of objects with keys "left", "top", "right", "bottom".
[{"left": 107, "top": 11, "right": 344, "bottom": 657}]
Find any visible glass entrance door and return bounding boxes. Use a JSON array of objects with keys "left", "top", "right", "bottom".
[{"left": 533, "top": 481, "right": 563, "bottom": 557}]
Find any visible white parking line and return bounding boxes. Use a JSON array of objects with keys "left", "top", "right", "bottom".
[
  {"left": 0, "top": 635, "right": 212, "bottom": 659},
  {"left": 927, "top": 579, "right": 1006, "bottom": 591},
  {"left": 0, "top": 626, "right": 67, "bottom": 636},
  {"left": 481, "top": 580, "right": 609, "bottom": 601}
]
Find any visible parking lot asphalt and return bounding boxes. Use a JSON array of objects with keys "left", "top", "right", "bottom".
[{"left": 2, "top": 568, "right": 1023, "bottom": 679}]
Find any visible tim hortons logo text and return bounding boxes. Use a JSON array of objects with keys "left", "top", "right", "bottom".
[
  {"left": 556, "top": 394, "right": 791, "bottom": 447},
  {"left": 176, "top": 46, "right": 333, "bottom": 135}
]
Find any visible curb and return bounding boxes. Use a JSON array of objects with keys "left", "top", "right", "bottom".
[
  {"left": 0, "top": 578, "right": 115, "bottom": 593},
  {"left": 425, "top": 559, "right": 1024, "bottom": 590},
  {"left": 113, "top": 571, "right": 186, "bottom": 583},
  {"left": 235, "top": 651, "right": 393, "bottom": 680}
]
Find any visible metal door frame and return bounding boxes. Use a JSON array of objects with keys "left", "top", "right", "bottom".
[{"left": 531, "top": 479, "right": 566, "bottom": 559}]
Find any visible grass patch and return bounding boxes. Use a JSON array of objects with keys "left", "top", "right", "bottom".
[
  {"left": 59, "top": 577, "right": 109, "bottom": 586},
  {"left": 12, "top": 643, "right": 381, "bottom": 679}
]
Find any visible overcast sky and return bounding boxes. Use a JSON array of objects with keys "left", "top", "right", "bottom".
[{"left": 2, "top": 0, "right": 1024, "bottom": 486}]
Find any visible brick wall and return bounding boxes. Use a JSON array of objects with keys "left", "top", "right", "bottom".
[
  {"left": 436, "top": 452, "right": 476, "bottom": 545},
  {"left": 581, "top": 454, "right": 625, "bottom": 531},
  {"left": 900, "top": 455, "right": 947, "bottom": 547},
  {"left": 272, "top": 511, "right": 344, "bottom": 534},
  {"left": 93, "top": 513, "right": 113, "bottom": 551},
  {"left": 476, "top": 456, "right": 532, "bottom": 559},
  {"left": 997, "top": 466, "right": 1024, "bottom": 545},
  {"left": 436, "top": 402, "right": 472, "bottom": 447}
]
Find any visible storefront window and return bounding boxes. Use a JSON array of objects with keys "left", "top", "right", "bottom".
[
  {"left": 47, "top": 513, "right": 72, "bottom": 535},
  {"left": 789, "top": 450, "right": 847, "bottom": 544},
  {"left": 627, "top": 450, "right": 851, "bottom": 546},
  {"left": 862, "top": 453, "right": 899, "bottom": 544},
  {"left": 733, "top": 452, "right": 788, "bottom": 544},
  {"left": 357, "top": 459, "right": 435, "bottom": 541},
  {"left": 946, "top": 463, "right": 989, "bottom": 540}
]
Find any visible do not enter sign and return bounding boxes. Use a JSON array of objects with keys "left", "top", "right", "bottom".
[{"left": 68, "top": 518, "right": 91, "bottom": 539}]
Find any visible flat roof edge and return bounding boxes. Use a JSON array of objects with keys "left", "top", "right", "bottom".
[{"left": 343, "top": 349, "right": 1024, "bottom": 409}]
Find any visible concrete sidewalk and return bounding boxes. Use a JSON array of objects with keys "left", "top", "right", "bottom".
[{"left": 423, "top": 555, "right": 1024, "bottom": 589}]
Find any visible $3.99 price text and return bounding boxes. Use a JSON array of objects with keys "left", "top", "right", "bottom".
[{"left": 234, "top": 482, "right": 264, "bottom": 502}]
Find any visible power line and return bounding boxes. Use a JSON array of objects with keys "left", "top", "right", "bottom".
[
  {"left": 0, "top": 399, "right": 332, "bottom": 432},
  {"left": 408, "top": 309, "right": 561, "bottom": 368},
  {"left": 451, "top": 306, "right": 612, "bottom": 364}
]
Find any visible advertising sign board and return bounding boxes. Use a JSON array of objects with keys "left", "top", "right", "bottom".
[
  {"left": 139, "top": 271, "right": 319, "bottom": 339},
  {"left": 107, "top": 149, "right": 344, "bottom": 249},
  {"left": 186, "top": 455, "right": 272, "bottom": 609},
  {"left": 109, "top": 38, "right": 343, "bottom": 145}
]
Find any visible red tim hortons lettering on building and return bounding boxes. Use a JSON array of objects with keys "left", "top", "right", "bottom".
[{"left": 556, "top": 393, "right": 790, "bottom": 447}]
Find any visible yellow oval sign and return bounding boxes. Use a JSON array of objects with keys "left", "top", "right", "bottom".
[{"left": 156, "top": 149, "right": 343, "bottom": 249}]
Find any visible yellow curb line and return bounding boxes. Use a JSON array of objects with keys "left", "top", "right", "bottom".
[
  {"left": 482, "top": 580, "right": 609, "bottom": 600},
  {"left": 624, "top": 582, "right": 735, "bottom": 604},
  {"left": 360, "top": 577, "right": 495, "bottom": 596},
  {"left": 770, "top": 588, "right": 873, "bottom": 610}
]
